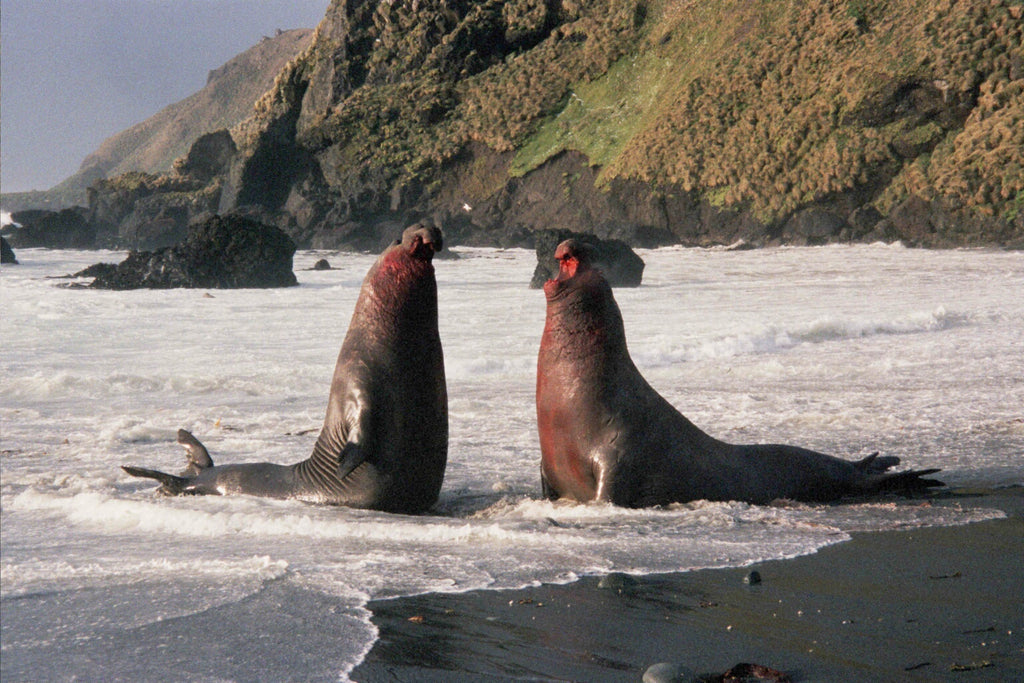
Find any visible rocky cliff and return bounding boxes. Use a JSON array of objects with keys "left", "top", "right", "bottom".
[
  {"left": 1, "top": 28, "right": 314, "bottom": 213},
  {"left": 20, "top": 1, "right": 1024, "bottom": 249}
]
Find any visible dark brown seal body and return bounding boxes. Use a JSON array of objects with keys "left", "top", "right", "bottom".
[
  {"left": 536, "top": 239, "right": 941, "bottom": 507},
  {"left": 123, "top": 224, "right": 448, "bottom": 513}
]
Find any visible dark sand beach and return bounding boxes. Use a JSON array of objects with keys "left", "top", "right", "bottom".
[{"left": 352, "top": 488, "right": 1023, "bottom": 682}]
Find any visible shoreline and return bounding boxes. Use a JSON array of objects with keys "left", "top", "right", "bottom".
[{"left": 352, "top": 488, "right": 1023, "bottom": 682}]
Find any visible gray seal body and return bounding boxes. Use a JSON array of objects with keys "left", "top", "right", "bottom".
[
  {"left": 536, "top": 239, "right": 942, "bottom": 507},
  {"left": 123, "top": 224, "right": 448, "bottom": 514}
]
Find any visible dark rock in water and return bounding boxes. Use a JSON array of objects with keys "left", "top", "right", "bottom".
[
  {"left": 312, "top": 258, "right": 332, "bottom": 270},
  {"left": 744, "top": 570, "right": 762, "bottom": 585},
  {"left": 1, "top": 236, "right": 18, "bottom": 264},
  {"left": 74, "top": 262, "right": 119, "bottom": 280},
  {"left": 80, "top": 214, "right": 297, "bottom": 289},
  {"left": 3, "top": 208, "right": 95, "bottom": 248},
  {"left": 530, "top": 229, "right": 644, "bottom": 288}
]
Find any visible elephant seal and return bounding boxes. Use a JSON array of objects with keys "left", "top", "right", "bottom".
[
  {"left": 536, "top": 239, "right": 942, "bottom": 507},
  {"left": 123, "top": 224, "right": 448, "bottom": 513}
]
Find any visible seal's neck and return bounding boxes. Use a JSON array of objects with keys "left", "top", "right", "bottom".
[
  {"left": 540, "top": 272, "right": 628, "bottom": 367},
  {"left": 359, "top": 248, "right": 438, "bottom": 335}
]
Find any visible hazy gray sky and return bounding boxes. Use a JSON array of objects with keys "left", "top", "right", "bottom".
[{"left": 1, "top": 0, "right": 330, "bottom": 194}]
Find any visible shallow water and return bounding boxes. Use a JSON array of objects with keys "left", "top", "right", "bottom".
[{"left": 2, "top": 245, "right": 1021, "bottom": 680}]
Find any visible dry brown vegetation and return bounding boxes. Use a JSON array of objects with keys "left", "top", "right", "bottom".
[
  {"left": 611, "top": 0, "right": 1023, "bottom": 222},
  {"left": 238, "top": 0, "right": 1022, "bottom": 229}
]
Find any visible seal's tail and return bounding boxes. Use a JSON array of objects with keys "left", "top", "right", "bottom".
[
  {"left": 853, "top": 452, "right": 944, "bottom": 493},
  {"left": 121, "top": 465, "right": 191, "bottom": 495}
]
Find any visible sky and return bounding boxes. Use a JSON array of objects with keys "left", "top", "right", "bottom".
[{"left": 1, "top": 0, "right": 330, "bottom": 194}]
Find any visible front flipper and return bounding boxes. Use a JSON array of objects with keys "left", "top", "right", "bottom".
[
  {"left": 306, "top": 381, "right": 374, "bottom": 483},
  {"left": 540, "top": 464, "right": 558, "bottom": 500},
  {"left": 336, "top": 441, "right": 367, "bottom": 481}
]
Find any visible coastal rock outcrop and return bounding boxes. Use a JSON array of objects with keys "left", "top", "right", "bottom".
[
  {"left": 1, "top": 236, "right": 18, "bottom": 264},
  {"left": 79, "top": 214, "right": 297, "bottom": 289},
  {"left": 2, "top": 208, "right": 96, "bottom": 249},
  {"left": 7, "top": 2, "right": 1023, "bottom": 251}
]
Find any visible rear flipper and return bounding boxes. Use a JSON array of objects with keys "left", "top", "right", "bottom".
[
  {"left": 853, "top": 453, "right": 944, "bottom": 493},
  {"left": 178, "top": 429, "right": 213, "bottom": 475},
  {"left": 861, "top": 468, "right": 944, "bottom": 493},
  {"left": 121, "top": 428, "right": 214, "bottom": 495},
  {"left": 121, "top": 465, "right": 194, "bottom": 495}
]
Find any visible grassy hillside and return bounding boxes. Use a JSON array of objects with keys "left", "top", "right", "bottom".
[
  {"left": 514, "top": 0, "right": 1023, "bottom": 223},
  {"left": 261, "top": 0, "right": 1021, "bottom": 230},
  {"left": 43, "top": 0, "right": 1020, "bottom": 249}
]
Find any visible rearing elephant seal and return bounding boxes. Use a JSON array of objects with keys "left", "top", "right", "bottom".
[
  {"left": 536, "top": 239, "right": 942, "bottom": 507},
  {"left": 123, "top": 224, "right": 448, "bottom": 514}
]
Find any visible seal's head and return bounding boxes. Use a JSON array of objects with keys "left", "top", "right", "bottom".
[
  {"left": 399, "top": 223, "right": 444, "bottom": 261},
  {"left": 554, "top": 239, "right": 590, "bottom": 278},
  {"left": 544, "top": 239, "right": 600, "bottom": 301},
  {"left": 539, "top": 237, "right": 626, "bottom": 356},
  {"left": 367, "top": 224, "right": 445, "bottom": 317}
]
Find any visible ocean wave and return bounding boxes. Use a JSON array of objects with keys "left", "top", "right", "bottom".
[
  {"left": 1, "top": 555, "right": 286, "bottom": 598},
  {"left": 12, "top": 484, "right": 1002, "bottom": 547},
  {"left": 634, "top": 306, "right": 968, "bottom": 367},
  {"left": 0, "top": 370, "right": 284, "bottom": 402},
  {"left": 447, "top": 355, "right": 534, "bottom": 378},
  {"left": 8, "top": 489, "right": 560, "bottom": 545}
]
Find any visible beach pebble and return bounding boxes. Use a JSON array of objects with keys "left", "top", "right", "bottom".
[
  {"left": 744, "top": 570, "right": 762, "bottom": 585},
  {"left": 597, "top": 572, "right": 639, "bottom": 591},
  {"left": 643, "top": 662, "right": 695, "bottom": 683}
]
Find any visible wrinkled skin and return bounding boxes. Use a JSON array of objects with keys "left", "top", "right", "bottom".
[
  {"left": 536, "top": 239, "right": 941, "bottom": 507},
  {"left": 123, "top": 224, "right": 448, "bottom": 514}
]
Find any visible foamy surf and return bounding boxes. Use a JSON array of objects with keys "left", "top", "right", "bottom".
[
  {"left": 632, "top": 306, "right": 965, "bottom": 367},
  {"left": 2, "top": 246, "right": 1021, "bottom": 681}
]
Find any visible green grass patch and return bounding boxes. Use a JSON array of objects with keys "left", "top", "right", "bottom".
[{"left": 509, "top": 49, "right": 673, "bottom": 178}]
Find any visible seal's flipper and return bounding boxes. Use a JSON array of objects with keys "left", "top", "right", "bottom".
[
  {"left": 854, "top": 452, "right": 901, "bottom": 473},
  {"left": 858, "top": 467, "right": 944, "bottom": 494},
  {"left": 851, "top": 452, "right": 943, "bottom": 493},
  {"left": 177, "top": 429, "right": 213, "bottom": 475},
  {"left": 540, "top": 465, "right": 558, "bottom": 501},
  {"left": 336, "top": 441, "right": 367, "bottom": 481},
  {"left": 121, "top": 465, "right": 192, "bottom": 495}
]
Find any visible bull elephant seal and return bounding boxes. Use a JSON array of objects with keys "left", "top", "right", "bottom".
[
  {"left": 123, "top": 224, "right": 448, "bottom": 514},
  {"left": 536, "top": 239, "right": 942, "bottom": 507}
]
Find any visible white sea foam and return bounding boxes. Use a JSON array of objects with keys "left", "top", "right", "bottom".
[
  {"left": 2, "top": 246, "right": 1021, "bottom": 680},
  {"left": 1, "top": 554, "right": 287, "bottom": 598},
  {"left": 632, "top": 305, "right": 967, "bottom": 367}
]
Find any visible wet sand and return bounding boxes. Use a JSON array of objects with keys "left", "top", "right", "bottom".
[{"left": 351, "top": 488, "right": 1024, "bottom": 682}]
